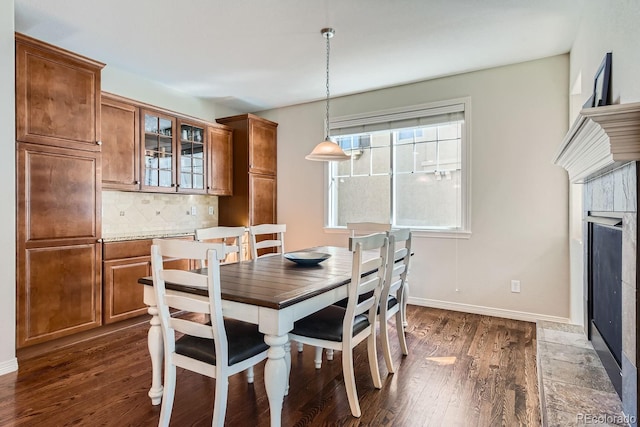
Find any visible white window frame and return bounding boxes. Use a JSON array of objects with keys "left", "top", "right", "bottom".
[{"left": 323, "top": 97, "right": 472, "bottom": 239}]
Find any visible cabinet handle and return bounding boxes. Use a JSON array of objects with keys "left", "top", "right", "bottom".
[
  {"left": 97, "top": 238, "right": 103, "bottom": 243},
  {"left": 171, "top": 183, "right": 176, "bottom": 187},
  {"left": 96, "top": 140, "right": 102, "bottom": 145},
  {"left": 134, "top": 180, "right": 140, "bottom": 185}
]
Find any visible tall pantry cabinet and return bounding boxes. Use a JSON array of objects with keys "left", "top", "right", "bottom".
[
  {"left": 216, "top": 114, "right": 278, "bottom": 228},
  {"left": 15, "top": 33, "right": 104, "bottom": 348}
]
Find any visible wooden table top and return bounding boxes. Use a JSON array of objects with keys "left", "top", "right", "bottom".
[{"left": 138, "top": 246, "right": 355, "bottom": 310}]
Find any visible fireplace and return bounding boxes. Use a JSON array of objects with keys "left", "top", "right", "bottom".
[
  {"left": 554, "top": 103, "right": 640, "bottom": 425},
  {"left": 587, "top": 213, "right": 623, "bottom": 397}
]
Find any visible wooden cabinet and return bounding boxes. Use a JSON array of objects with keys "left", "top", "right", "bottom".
[
  {"left": 102, "top": 240, "right": 151, "bottom": 324},
  {"left": 141, "top": 109, "right": 177, "bottom": 192},
  {"left": 102, "top": 238, "right": 192, "bottom": 324},
  {"left": 177, "top": 120, "right": 207, "bottom": 194},
  {"left": 207, "top": 125, "right": 233, "bottom": 196},
  {"left": 15, "top": 33, "right": 104, "bottom": 348},
  {"left": 217, "top": 114, "right": 278, "bottom": 227},
  {"left": 17, "top": 142, "right": 102, "bottom": 348},
  {"left": 100, "top": 93, "right": 233, "bottom": 195},
  {"left": 101, "top": 93, "right": 140, "bottom": 190},
  {"left": 15, "top": 33, "right": 104, "bottom": 151}
]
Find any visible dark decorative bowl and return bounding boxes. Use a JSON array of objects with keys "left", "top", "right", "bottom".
[{"left": 284, "top": 251, "right": 331, "bottom": 266}]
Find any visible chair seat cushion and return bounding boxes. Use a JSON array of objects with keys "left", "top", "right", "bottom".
[
  {"left": 291, "top": 305, "right": 370, "bottom": 342},
  {"left": 386, "top": 296, "right": 398, "bottom": 310},
  {"left": 175, "top": 319, "right": 268, "bottom": 366}
]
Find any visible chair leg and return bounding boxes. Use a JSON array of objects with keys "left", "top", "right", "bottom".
[
  {"left": 326, "top": 348, "right": 334, "bottom": 360},
  {"left": 381, "top": 315, "right": 395, "bottom": 374},
  {"left": 342, "top": 347, "right": 361, "bottom": 417},
  {"left": 314, "top": 346, "right": 323, "bottom": 369},
  {"left": 401, "top": 281, "right": 409, "bottom": 328},
  {"left": 297, "top": 341, "right": 304, "bottom": 352},
  {"left": 367, "top": 329, "right": 382, "bottom": 389},
  {"left": 246, "top": 366, "right": 254, "bottom": 383},
  {"left": 158, "top": 363, "right": 176, "bottom": 427},
  {"left": 396, "top": 309, "right": 408, "bottom": 356},
  {"left": 211, "top": 377, "right": 229, "bottom": 427}
]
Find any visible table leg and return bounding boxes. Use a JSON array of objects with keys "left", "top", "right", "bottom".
[
  {"left": 284, "top": 340, "right": 291, "bottom": 396},
  {"left": 147, "top": 304, "right": 164, "bottom": 405},
  {"left": 264, "top": 334, "right": 288, "bottom": 427}
]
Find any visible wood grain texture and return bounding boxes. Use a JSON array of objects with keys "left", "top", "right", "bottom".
[
  {"left": 3, "top": 306, "right": 541, "bottom": 426},
  {"left": 15, "top": 33, "right": 103, "bottom": 151},
  {"left": 216, "top": 114, "right": 277, "bottom": 228},
  {"left": 101, "top": 94, "right": 140, "bottom": 191}
]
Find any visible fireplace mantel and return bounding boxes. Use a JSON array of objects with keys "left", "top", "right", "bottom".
[{"left": 554, "top": 102, "right": 640, "bottom": 183}]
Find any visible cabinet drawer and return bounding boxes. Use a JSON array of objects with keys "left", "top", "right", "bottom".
[{"left": 103, "top": 239, "right": 152, "bottom": 260}]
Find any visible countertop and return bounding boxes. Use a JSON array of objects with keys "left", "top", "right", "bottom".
[{"left": 102, "top": 230, "right": 195, "bottom": 243}]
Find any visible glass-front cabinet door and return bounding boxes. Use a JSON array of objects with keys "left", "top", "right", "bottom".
[
  {"left": 178, "top": 121, "right": 206, "bottom": 193},
  {"left": 142, "top": 110, "right": 176, "bottom": 191}
]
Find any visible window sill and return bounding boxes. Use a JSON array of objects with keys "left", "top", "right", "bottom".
[{"left": 323, "top": 227, "right": 471, "bottom": 240}]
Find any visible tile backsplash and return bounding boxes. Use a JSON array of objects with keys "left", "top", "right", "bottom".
[{"left": 102, "top": 191, "right": 218, "bottom": 239}]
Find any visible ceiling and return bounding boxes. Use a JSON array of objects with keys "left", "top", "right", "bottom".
[{"left": 14, "top": 0, "right": 584, "bottom": 113}]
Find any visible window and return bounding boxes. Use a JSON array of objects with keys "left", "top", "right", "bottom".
[{"left": 326, "top": 98, "right": 471, "bottom": 235}]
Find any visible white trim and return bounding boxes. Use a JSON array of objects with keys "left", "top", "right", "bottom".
[
  {"left": 323, "top": 227, "right": 471, "bottom": 239},
  {"left": 0, "top": 358, "right": 18, "bottom": 376},
  {"left": 328, "top": 97, "right": 471, "bottom": 127},
  {"left": 408, "top": 297, "right": 571, "bottom": 324}
]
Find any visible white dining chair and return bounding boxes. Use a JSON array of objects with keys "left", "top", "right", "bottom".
[
  {"left": 151, "top": 238, "right": 268, "bottom": 427},
  {"left": 346, "top": 222, "right": 391, "bottom": 236},
  {"left": 195, "top": 226, "right": 247, "bottom": 265},
  {"left": 248, "top": 223, "right": 286, "bottom": 259},
  {"left": 380, "top": 228, "right": 412, "bottom": 373},
  {"left": 194, "top": 226, "right": 258, "bottom": 383},
  {"left": 288, "top": 232, "right": 389, "bottom": 418}
]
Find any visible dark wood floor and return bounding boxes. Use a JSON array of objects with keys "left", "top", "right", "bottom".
[{"left": 0, "top": 306, "right": 541, "bottom": 426}]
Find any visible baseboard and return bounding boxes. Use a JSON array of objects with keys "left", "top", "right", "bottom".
[
  {"left": 0, "top": 357, "right": 18, "bottom": 376},
  {"left": 408, "top": 297, "right": 571, "bottom": 324}
]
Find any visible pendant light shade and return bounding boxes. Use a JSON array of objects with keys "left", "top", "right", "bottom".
[{"left": 306, "top": 28, "right": 350, "bottom": 162}]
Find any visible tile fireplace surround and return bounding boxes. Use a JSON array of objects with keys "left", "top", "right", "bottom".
[{"left": 555, "top": 103, "right": 640, "bottom": 426}]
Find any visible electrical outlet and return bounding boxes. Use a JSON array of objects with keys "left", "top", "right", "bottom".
[
  {"left": 191, "top": 206, "right": 197, "bottom": 216},
  {"left": 208, "top": 206, "right": 214, "bottom": 215},
  {"left": 511, "top": 280, "right": 521, "bottom": 293}
]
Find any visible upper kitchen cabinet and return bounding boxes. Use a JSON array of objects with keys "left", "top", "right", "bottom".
[
  {"left": 247, "top": 116, "right": 277, "bottom": 176},
  {"left": 207, "top": 125, "right": 233, "bottom": 196},
  {"left": 216, "top": 114, "right": 278, "bottom": 227},
  {"left": 101, "top": 93, "right": 140, "bottom": 191},
  {"left": 141, "top": 109, "right": 177, "bottom": 192},
  {"left": 15, "top": 33, "right": 104, "bottom": 151},
  {"left": 177, "top": 120, "right": 207, "bottom": 194},
  {"left": 141, "top": 109, "right": 215, "bottom": 194}
]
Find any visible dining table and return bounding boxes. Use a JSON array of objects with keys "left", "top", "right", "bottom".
[{"left": 138, "top": 245, "right": 365, "bottom": 427}]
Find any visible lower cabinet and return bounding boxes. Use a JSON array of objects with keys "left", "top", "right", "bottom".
[{"left": 102, "top": 238, "right": 192, "bottom": 324}]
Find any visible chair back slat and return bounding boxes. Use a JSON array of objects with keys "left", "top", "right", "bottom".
[
  {"left": 168, "top": 317, "right": 215, "bottom": 340},
  {"left": 248, "top": 224, "right": 286, "bottom": 259},
  {"left": 195, "top": 226, "right": 246, "bottom": 266},
  {"left": 347, "top": 222, "right": 391, "bottom": 237},
  {"left": 163, "top": 293, "right": 211, "bottom": 314}
]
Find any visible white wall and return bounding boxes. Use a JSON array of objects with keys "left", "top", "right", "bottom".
[
  {"left": 0, "top": 0, "right": 17, "bottom": 374},
  {"left": 566, "top": 0, "right": 640, "bottom": 324},
  {"left": 260, "top": 55, "right": 571, "bottom": 322},
  {"left": 102, "top": 66, "right": 242, "bottom": 122}
]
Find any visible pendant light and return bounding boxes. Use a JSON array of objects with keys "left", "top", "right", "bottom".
[{"left": 305, "top": 28, "right": 350, "bottom": 161}]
